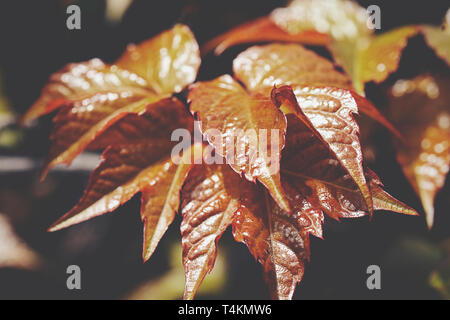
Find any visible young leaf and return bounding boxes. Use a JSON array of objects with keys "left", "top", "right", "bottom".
[
  {"left": 388, "top": 75, "right": 450, "bottom": 227},
  {"left": 202, "top": 17, "right": 329, "bottom": 55},
  {"left": 358, "top": 26, "right": 419, "bottom": 85},
  {"left": 232, "top": 184, "right": 309, "bottom": 300},
  {"left": 116, "top": 24, "right": 201, "bottom": 94},
  {"left": 181, "top": 163, "right": 242, "bottom": 299},
  {"left": 188, "top": 75, "right": 290, "bottom": 212},
  {"left": 271, "top": 0, "right": 419, "bottom": 94},
  {"left": 41, "top": 94, "right": 162, "bottom": 178},
  {"left": 233, "top": 43, "right": 401, "bottom": 137},
  {"left": 21, "top": 59, "right": 151, "bottom": 124},
  {"left": 141, "top": 143, "right": 203, "bottom": 262},
  {"left": 233, "top": 43, "right": 352, "bottom": 90},
  {"left": 282, "top": 115, "right": 417, "bottom": 219},
  {"left": 272, "top": 85, "right": 374, "bottom": 216},
  {"left": 25, "top": 24, "right": 201, "bottom": 178},
  {"left": 48, "top": 104, "right": 195, "bottom": 233},
  {"left": 422, "top": 9, "right": 450, "bottom": 66},
  {"left": 270, "top": 0, "right": 370, "bottom": 41}
]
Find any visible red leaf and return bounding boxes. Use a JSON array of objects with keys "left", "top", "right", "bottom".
[
  {"left": 181, "top": 163, "right": 242, "bottom": 299},
  {"left": 188, "top": 75, "right": 290, "bottom": 212},
  {"left": 202, "top": 17, "right": 328, "bottom": 55}
]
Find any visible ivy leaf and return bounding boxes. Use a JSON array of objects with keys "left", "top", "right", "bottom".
[
  {"left": 357, "top": 26, "right": 419, "bottom": 85},
  {"left": 202, "top": 16, "right": 328, "bottom": 55},
  {"left": 422, "top": 9, "right": 450, "bottom": 66},
  {"left": 233, "top": 43, "right": 352, "bottom": 90},
  {"left": 387, "top": 75, "right": 450, "bottom": 228},
  {"left": 181, "top": 162, "right": 243, "bottom": 299},
  {"left": 41, "top": 94, "right": 162, "bottom": 178},
  {"left": 47, "top": 105, "right": 196, "bottom": 233},
  {"left": 24, "top": 24, "right": 201, "bottom": 177},
  {"left": 272, "top": 0, "right": 419, "bottom": 94},
  {"left": 141, "top": 143, "right": 203, "bottom": 262},
  {"left": 116, "top": 24, "right": 201, "bottom": 94},
  {"left": 21, "top": 59, "right": 151, "bottom": 124},
  {"left": 273, "top": 85, "right": 373, "bottom": 215},
  {"left": 188, "top": 75, "right": 290, "bottom": 212},
  {"left": 232, "top": 183, "right": 309, "bottom": 300},
  {"left": 282, "top": 115, "right": 417, "bottom": 219},
  {"left": 233, "top": 43, "right": 402, "bottom": 138},
  {"left": 207, "top": 0, "right": 417, "bottom": 95}
]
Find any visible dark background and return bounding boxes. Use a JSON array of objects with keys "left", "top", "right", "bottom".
[{"left": 0, "top": 0, "right": 449, "bottom": 299}]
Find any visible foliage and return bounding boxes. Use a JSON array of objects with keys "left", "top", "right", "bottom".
[{"left": 22, "top": 0, "right": 450, "bottom": 299}]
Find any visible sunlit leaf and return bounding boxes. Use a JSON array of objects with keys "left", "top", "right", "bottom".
[
  {"left": 232, "top": 184, "right": 308, "bottom": 300},
  {"left": 21, "top": 59, "right": 151, "bottom": 124},
  {"left": 422, "top": 10, "right": 450, "bottom": 66},
  {"left": 117, "top": 24, "right": 201, "bottom": 94},
  {"left": 282, "top": 115, "right": 417, "bottom": 219},
  {"left": 270, "top": 0, "right": 417, "bottom": 94},
  {"left": 141, "top": 144, "right": 202, "bottom": 262},
  {"left": 181, "top": 163, "right": 242, "bottom": 299},
  {"left": 233, "top": 43, "right": 352, "bottom": 90},
  {"left": 273, "top": 85, "right": 373, "bottom": 216},
  {"left": 188, "top": 75, "right": 290, "bottom": 212},
  {"left": 233, "top": 43, "right": 401, "bottom": 137},
  {"left": 26, "top": 24, "right": 201, "bottom": 178},
  {"left": 387, "top": 75, "right": 450, "bottom": 227},
  {"left": 202, "top": 17, "right": 328, "bottom": 55}
]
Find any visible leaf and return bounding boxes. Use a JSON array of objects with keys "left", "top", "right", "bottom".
[
  {"left": 233, "top": 43, "right": 353, "bottom": 91},
  {"left": 48, "top": 141, "right": 172, "bottom": 231},
  {"left": 88, "top": 97, "right": 193, "bottom": 149},
  {"left": 47, "top": 108, "right": 195, "bottom": 232},
  {"left": 41, "top": 94, "right": 162, "bottom": 178},
  {"left": 272, "top": 85, "right": 374, "bottom": 216},
  {"left": 180, "top": 163, "right": 242, "bottom": 299},
  {"left": 270, "top": 0, "right": 417, "bottom": 94},
  {"left": 282, "top": 115, "right": 417, "bottom": 219},
  {"left": 202, "top": 17, "right": 328, "bottom": 55},
  {"left": 358, "top": 26, "right": 419, "bottom": 85},
  {"left": 270, "top": 0, "right": 371, "bottom": 41},
  {"left": 422, "top": 10, "right": 450, "bottom": 66},
  {"left": 141, "top": 144, "right": 203, "bottom": 262},
  {"left": 116, "top": 24, "right": 201, "bottom": 94},
  {"left": 232, "top": 183, "right": 309, "bottom": 300},
  {"left": 25, "top": 24, "right": 200, "bottom": 178},
  {"left": 21, "top": 59, "right": 151, "bottom": 124},
  {"left": 230, "top": 115, "right": 417, "bottom": 299},
  {"left": 387, "top": 75, "right": 450, "bottom": 227},
  {"left": 233, "top": 43, "right": 401, "bottom": 137},
  {"left": 188, "top": 74, "right": 290, "bottom": 212}
]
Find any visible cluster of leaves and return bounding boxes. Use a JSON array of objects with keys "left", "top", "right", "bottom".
[
  {"left": 205, "top": 0, "right": 450, "bottom": 229},
  {"left": 23, "top": 0, "right": 450, "bottom": 299}
]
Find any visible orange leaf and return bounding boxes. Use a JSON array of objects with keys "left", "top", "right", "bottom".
[
  {"left": 272, "top": 86, "right": 373, "bottom": 216},
  {"left": 233, "top": 43, "right": 399, "bottom": 136},
  {"left": 232, "top": 185, "right": 308, "bottom": 300},
  {"left": 24, "top": 24, "right": 201, "bottom": 178},
  {"left": 48, "top": 108, "right": 195, "bottom": 232},
  {"left": 116, "top": 24, "right": 201, "bottom": 94},
  {"left": 358, "top": 26, "right": 419, "bottom": 85},
  {"left": 188, "top": 75, "right": 290, "bottom": 212},
  {"left": 282, "top": 115, "right": 417, "bottom": 219},
  {"left": 202, "top": 17, "right": 328, "bottom": 55},
  {"left": 387, "top": 75, "right": 450, "bottom": 227},
  {"left": 141, "top": 143, "right": 203, "bottom": 262},
  {"left": 21, "top": 59, "right": 151, "bottom": 124},
  {"left": 421, "top": 10, "right": 450, "bottom": 66},
  {"left": 181, "top": 163, "right": 242, "bottom": 299},
  {"left": 233, "top": 43, "right": 352, "bottom": 91},
  {"left": 41, "top": 94, "right": 163, "bottom": 178}
]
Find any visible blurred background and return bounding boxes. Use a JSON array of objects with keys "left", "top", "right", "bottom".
[{"left": 0, "top": 0, "right": 449, "bottom": 299}]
